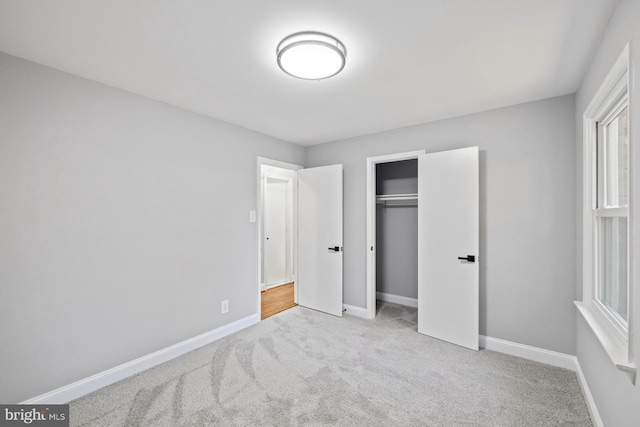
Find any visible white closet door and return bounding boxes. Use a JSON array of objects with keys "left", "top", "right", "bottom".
[
  {"left": 298, "top": 164, "right": 343, "bottom": 316},
  {"left": 418, "top": 147, "right": 479, "bottom": 350},
  {"left": 264, "top": 180, "right": 289, "bottom": 286}
]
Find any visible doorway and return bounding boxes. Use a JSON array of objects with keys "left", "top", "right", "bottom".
[
  {"left": 258, "top": 159, "right": 300, "bottom": 319},
  {"left": 256, "top": 157, "right": 344, "bottom": 320},
  {"left": 366, "top": 151, "right": 425, "bottom": 320},
  {"left": 375, "top": 158, "right": 420, "bottom": 319}
]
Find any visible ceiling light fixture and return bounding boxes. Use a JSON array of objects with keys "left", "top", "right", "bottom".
[{"left": 276, "top": 31, "right": 347, "bottom": 80}]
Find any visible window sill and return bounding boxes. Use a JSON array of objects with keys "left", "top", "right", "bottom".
[{"left": 575, "top": 301, "right": 636, "bottom": 383}]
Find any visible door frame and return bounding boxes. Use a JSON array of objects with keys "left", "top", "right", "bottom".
[
  {"left": 366, "top": 150, "right": 425, "bottom": 320},
  {"left": 256, "top": 157, "right": 302, "bottom": 320}
]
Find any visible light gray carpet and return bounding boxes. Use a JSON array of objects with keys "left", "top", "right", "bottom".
[{"left": 70, "top": 302, "right": 592, "bottom": 426}]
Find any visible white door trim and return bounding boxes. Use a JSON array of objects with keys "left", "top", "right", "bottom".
[
  {"left": 256, "top": 157, "right": 302, "bottom": 320},
  {"left": 366, "top": 150, "right": 425, "bottom": 319}
]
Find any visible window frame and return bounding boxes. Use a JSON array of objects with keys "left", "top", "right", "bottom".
[{"left": 576, "top": 43, "right": 636, "bottom": 380}]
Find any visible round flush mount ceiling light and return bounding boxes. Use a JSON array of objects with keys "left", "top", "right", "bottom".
[{"left": 276, "top": 31, "right": 347, "bottom": 80}]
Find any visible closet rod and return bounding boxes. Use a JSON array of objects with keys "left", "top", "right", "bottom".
[{"left": 375, "top": 193, "right": 418, "bottom": 201}]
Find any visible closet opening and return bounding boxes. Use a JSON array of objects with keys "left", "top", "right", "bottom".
[
  {"left": 366, "top": 150, "right": 424, "bottom": 320},
  {"left": 375, "top": 159, "right": 418, "bottom": 315}
]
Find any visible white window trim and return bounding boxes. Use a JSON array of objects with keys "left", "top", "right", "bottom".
[{"left": 576, "top": 42, "right": 636, "bottom": 383}]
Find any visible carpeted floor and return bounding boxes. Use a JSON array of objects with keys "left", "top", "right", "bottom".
[{"left": 69, "top": 302, "right": 592, "bottom": 426}]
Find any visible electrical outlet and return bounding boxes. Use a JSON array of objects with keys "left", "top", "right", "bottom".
[{"left": 221, "top": 300, "right": 229, "bottom": 314}]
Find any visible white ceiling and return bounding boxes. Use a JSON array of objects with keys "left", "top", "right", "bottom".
[{"left": 0, "top": 0, "right": 617, "bottom": 145}]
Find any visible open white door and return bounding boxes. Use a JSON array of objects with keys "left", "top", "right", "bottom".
[
  {"left": 418, "top": 147, "right": 479, "bottom": 350},
  {"left": 298, "top": 164, "right": 343, "bottom": 316}
]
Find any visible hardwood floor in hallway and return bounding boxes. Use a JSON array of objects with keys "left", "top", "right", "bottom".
[{"left": 261, "top": 282, "right": 296, "bottom": 320}]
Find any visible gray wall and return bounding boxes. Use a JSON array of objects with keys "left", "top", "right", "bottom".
[
  {"left": 376, "top": 160, "right": 418, "bottom": 299},
  {"left": 574, "top": 1, "right": 640, "bottom": 425},
  {"left": 306, "top": 94, "right": 577, "bottom": 355},
  {"left": 0, "top": 53, "right": 305, "bottom": 403}
]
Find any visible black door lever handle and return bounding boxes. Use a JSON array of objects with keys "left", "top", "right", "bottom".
[
  {"left": 328, "top": 246, "right": 341, "bottom": 252},
  {"left": 458, "top": 255, "right": 475, "bottom": 262}
]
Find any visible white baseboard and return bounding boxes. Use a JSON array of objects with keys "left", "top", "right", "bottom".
[
  {"left": 479, "top": 335, "right": 577, "bottom": 370},
  {"left": 343, "top": 304, "right": 368, "bottom": 318},
  {"left": 376, "top": 292, "right": 418, "bottom": 308},
  {"left": 574, "top": 358, "right": 605, "bottom": 427},
  {"left": 21, "top": 314, "right": 260, "bottom": 404},
  {"left": 266, "top": 281, "right": 292, "bottom": 290}
]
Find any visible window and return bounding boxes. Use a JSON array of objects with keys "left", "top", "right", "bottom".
[
  {"left": 595, "top": 103, "right": 629, "bottom": 334},
  {"left": 577, "top": 43, "right": 635, "bottom": 379}
]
